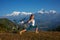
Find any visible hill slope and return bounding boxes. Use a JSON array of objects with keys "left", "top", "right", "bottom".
[{"left": 0, "top": 18, "right": 16, "bottom": 32}]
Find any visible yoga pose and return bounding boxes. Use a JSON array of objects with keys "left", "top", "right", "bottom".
[{"left": 20, "top": 14, "right": 39, "bottom": 35}]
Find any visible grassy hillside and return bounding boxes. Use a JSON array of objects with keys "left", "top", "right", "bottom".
[
  {"left": 0, "top": 31, "right": 60, "bottom": 40},
  {"left": 0, "top": 18, "right": 60, "bottom": 40},
  {"left": 0, "top": 18, "right": 16, "bottom": 32}
]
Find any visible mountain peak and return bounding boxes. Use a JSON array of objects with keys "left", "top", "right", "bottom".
[
  {"left": 6, "top": 11, "right": 32, "bottom": 16},
  {"left": 38, "top": 9, "right": 56, "bottom": 14},
  {"left": 5, "top": 9, "right": 57, "bottom": 17}
]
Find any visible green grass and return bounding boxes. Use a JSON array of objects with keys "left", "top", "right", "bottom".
[
  {"left": 0, "top": 31, "right": 60, "bottom": 40},
  {"left": 0, "top": 18, "right": 17, "bottom": 32}
]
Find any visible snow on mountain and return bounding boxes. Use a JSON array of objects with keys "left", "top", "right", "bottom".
[
  {"left": 38, "top": 9, "right": 56, "bottom": 14},
  {"left": 4, "top": 9, "right": 58, "bottom": 24},
  {"left": 6, "top": 11, "right": 20, "bottom": 16},
  {"left": 6, "top": 11, "right": 32, "bottom": 16},
  {"left": 49, "top": 10, "right": 56, "bottom": 14},
  {"left": 0, "top": 9, "right": 60, "bottom": 31},
  {"left": 5, "top": 9, "right": 57, "bottom": 17},
  {"left": 20, "top": 12, "right": 32, "bottom": 15}
]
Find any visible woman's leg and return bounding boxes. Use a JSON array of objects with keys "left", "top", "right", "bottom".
[
  {"left": 35, "top": 27, "right": 39, "bottom": 33},
  {"left": 20, "top": 29, "right": 26, "bottom": 35},
  {"left": 20, "top": 26, "right": 31, "bottom": 35}
]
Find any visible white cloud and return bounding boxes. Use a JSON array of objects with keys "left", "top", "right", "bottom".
[{"left": 6, "top": 11, "right": 32, "bottom": 16}]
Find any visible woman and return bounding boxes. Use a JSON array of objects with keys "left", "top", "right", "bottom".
[{"left": 20, "top": 14, "right": 39, "bottom": 35}]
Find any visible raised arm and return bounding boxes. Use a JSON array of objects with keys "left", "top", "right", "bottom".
[{"left": 28, "top": 20, "right": 32, "bottom": 23}]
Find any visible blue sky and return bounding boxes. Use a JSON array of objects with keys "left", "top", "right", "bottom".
[{"left": 0, "top": 0, "right": 60, "bottom": 16}]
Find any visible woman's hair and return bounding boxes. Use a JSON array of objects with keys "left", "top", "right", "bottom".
[
  {"left": 26, "top": 14, "right": 34, "bottom": 23},
  {"left": 29, "top": 14, "right": 34, "bottom": 21}
]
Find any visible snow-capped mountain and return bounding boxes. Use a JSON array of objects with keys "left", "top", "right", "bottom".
[
  {"left": 38, "top": 9, "right": 56, "bottom": 14},
  {"left": 0, "top": 9, "right": 60, "bottom": 31},
  {"left": 4, "top": 11, "right": 32, "bottom": 23},
  {"left": 6, "top": 11, "right": 32, "bottom": 16},
  {"left": 4, "top": 9, "right": 57, "bottom": 22}
]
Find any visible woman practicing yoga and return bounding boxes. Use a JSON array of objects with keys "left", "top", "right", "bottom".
[{"left": 20, "top": 14, "right": 39, "bottom": 35}]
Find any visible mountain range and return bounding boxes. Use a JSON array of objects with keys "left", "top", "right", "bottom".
[{"left": 0, "top": 9, "right": 60, "bottom": 31}]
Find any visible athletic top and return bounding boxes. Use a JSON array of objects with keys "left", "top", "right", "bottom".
[{"left": 28, "top": 19, "right": 35, "bottom": 26}]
